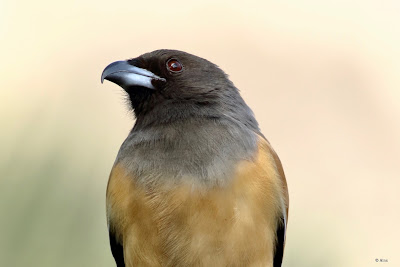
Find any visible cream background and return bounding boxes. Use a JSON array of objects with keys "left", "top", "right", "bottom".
[{"left": 1, "top": 1, "right": 399, "bottom": 266}]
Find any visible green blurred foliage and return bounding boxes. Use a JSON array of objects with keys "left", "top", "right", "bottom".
[{"left": 0, "top": 106, "right": 116, "bottom": 266}]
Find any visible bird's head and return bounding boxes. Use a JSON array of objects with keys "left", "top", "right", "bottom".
[{"left": 102, "top": 49, "right": 258, "bottom": 130}]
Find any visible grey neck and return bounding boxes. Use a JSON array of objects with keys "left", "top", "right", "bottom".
[{"left": 115, "top": 116, "right": 259, "bottom": 187}]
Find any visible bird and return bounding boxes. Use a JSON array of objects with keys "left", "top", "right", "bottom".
[{"left": 101, "top": 49, "right": 289, "bottom": 267}]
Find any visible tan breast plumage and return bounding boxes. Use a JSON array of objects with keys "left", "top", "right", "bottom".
[{"left": 106, "top": 137, "right": 287, "bottom": 267}]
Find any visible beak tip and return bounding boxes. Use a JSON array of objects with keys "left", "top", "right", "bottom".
[{"left": 101, "top": 71, "right": 107, "bottom": 84}]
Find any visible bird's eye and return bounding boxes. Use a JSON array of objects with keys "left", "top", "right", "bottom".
[{"left": 166, "top": 58, "right": 183, "bottom": 73}]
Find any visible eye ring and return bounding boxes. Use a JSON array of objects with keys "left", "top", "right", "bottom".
[{"left": 166, "top": 58, "right": 184, "bottom": 73}]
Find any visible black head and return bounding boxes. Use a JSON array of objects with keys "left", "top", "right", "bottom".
[{"left": 101, "top": 49, "right": 259, "bottom": 131}]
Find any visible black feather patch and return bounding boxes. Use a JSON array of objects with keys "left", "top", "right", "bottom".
[
  {"left": 273, "top": 217, "right": 286, "bottom": 267},
  {"left": 109, "top": 230, "right": 125, "bottom": 267}
]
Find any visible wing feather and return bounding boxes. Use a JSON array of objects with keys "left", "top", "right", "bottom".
[{"left": 263, "top": 138, "right": 289, "bottom": 267}]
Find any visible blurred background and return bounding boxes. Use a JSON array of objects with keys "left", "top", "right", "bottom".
[{"left": 1, "top": 0, "right": 399, "bottom": 266}]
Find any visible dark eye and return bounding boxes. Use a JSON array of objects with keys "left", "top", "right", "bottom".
[{"left": 166, "top": 58, "right": 183, "bottom": 73}]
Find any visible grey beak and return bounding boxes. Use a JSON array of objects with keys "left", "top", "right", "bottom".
[{"left": 101, "top": 60, "right": 166, "bottom": 90}]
